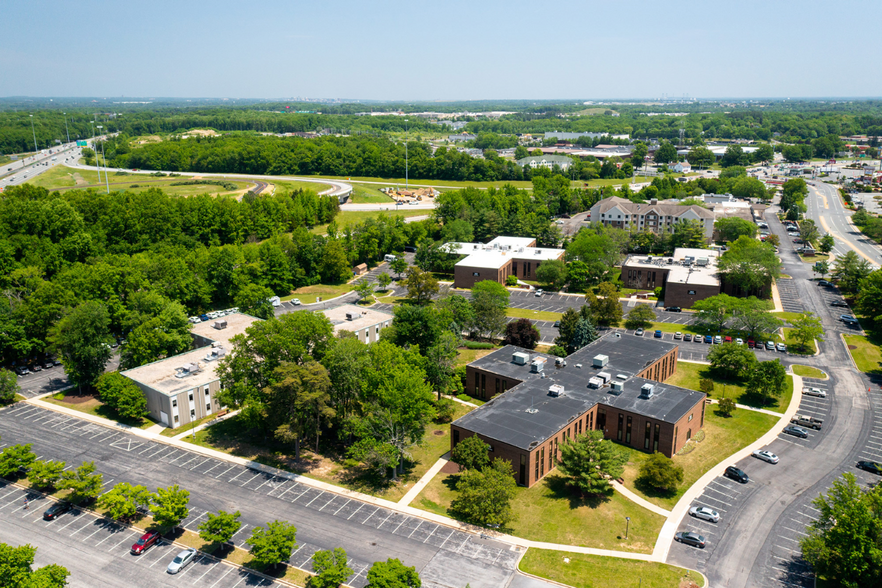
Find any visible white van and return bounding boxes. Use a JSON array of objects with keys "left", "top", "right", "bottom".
[{"left": 384, "top": 254, "right": 396, "bottom": 262}]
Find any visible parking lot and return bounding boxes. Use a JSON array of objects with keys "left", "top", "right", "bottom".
[{"left": 0, "top": 403, "right": 525, "bottom": 588}]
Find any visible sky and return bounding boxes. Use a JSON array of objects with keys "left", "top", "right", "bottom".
[{"left": 2, "top": 0, "right": 880, "bottom": 101}]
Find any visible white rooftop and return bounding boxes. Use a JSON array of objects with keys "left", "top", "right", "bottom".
[
  {"left": 624, "top": 248, "right": 720, "bottom": 287},
  {"left": 320, "top": 304, "right": 392, "bottom": 332},
  {"left": 445, "top": 236, "right": 565, "bottom": 269}
]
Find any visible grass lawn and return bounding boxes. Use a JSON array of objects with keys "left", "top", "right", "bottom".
[
  {"left": 186, "top": 405, "right": 472, "bottom": 503},
  {"left": 772, "top": 311, "right": 804, "bottom": 323},
  {"left": 160, "top": 412, "right": 221, "bottom": 437},
  {"left": 844, "top": 334, "right": 882, "bottom": 373},
  {"left": 415, "top": 471, "right": 664, "bottom": 553},
  {"left": 29, "top": 166, "right": 251, "bottom": 197},
  {"left": 506, "top": 308, "right": 563, "bottom": 321},
  {"left": 348, "top": 184, "right": 394, "bottom": 204},
  {"left": 310, "top": 209, "right": 429, "bottom": 235},
  {"left": 665, "top": 362, "right": 793, "bottom": 414},
  {"left": 281, "top": 283, "right": 352, "bottom": 304},
  {"left": 792, "top": 365, "right": 827, "bottom": 379},
  {"left": 307, "top": 175, "right": 535, "bottom": 190},
  {"left": 799, "top": 253, "right": 830, "bottom": 263},
  {"left": 272, "top": 179, "right": 332, "bottom": 195},
  {"left": 44, "top": 391, "right": 156, "bottom": 430},
  {"left": 783, "top": 327, "right": 817, "bottom": 355},
  {"left": 456, "top": 347, "right": 497, "bottom": 368},
  {"left": 520, "top": 549, "right": 704, "bottom": 588},
  {"left": 620, "top": 408, "right": 779, "bottom": 510}
]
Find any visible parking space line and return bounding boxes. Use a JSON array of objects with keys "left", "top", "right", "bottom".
[
  {"left": 782, "top": 526, "right": 808, "bottom": 537},
  {"left": 253, "top": 477, "right": 276, "bottom": 493},
  {"left": 94, "top": 526, "right": 124, "bottom": 546},
  {"left": 333, "top": 498, "right": 351, "bottom": 516},
  {"left": 437, "top": 529, "right": 456, "bottom": 549},
  {"left": 68, "top": 518, "right": 96, "bottom": 537},
  {"left": 108, "top": 530, "right": 137, "bottom": 552},
  {"left": 407, "top": 519, "right": 422, "bottom": 538},
  {"left": 207, "top": 566, "right": 233, "bottom": 588},
  {"left": 422, "top": 524, "right": 439, "bottom": 543},
  {"left": 58, "top": 512, "right": 86, "bottom": 531},
  {"left": 215, "top": 465, "right": 237, "bottom": 479},
  {"left": 82, "top": 520, "right": 111, "bottom": 541},
  {"left": 228, "top": 469, "right": 247, "bottom": 484},
  {"left": 177, "top": 456, "right": 201, "bottom": 469},
  {"left": 191, "top": 559, "right": 218, "bottom": 584},
  {"left": 203, "top": 461, "right": 223, "bottom": 476},
  {"left": 304, "top": 490, "right": 326, "bottom": 507}
]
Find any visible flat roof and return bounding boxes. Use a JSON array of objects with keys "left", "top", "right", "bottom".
[
  {"left": 455, "top": 335, "right": 705, "bottom": 451},
  {"left": 122, "top": 313, "right": 260, "bottom": 397},
  {"left": 320, "top": 304, "right": 393, "bottom": 332},
  {"left": 623, "top": 248, "right": 720, "bottom": 287}
]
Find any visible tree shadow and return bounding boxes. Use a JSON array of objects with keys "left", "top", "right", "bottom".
[
  {"left": 542, "top": 475, "right": 611, "bottom": 509},
  {"left": 632, "top": 477, "right": 679, "bottom": 501}
]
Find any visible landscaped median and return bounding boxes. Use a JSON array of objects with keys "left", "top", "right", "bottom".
[
  {"left": 520, "top": 549, "right": 705, "bottom": 588},
  {"left": 843, "top": 334, "right": 882, "bottom": 373},
  {"left": 665, "top": 361, "right": 794, "bottom": 414},
  {"left": 505, "top": 307, "right": 563, "bottom": 321}
]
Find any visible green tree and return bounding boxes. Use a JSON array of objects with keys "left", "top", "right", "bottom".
[
  {"left": 450, "top": 459, "right": 518, "bottom": 528},
  {"left": 569, "top": 317, "right": 599, "bottom": 352},
  {"left": 746, "top": 360, "right": 787, "bottom": 406},
  {"left": 503, "top": 318, "right": 540, "bottom": 349},
  {"left": 384, "top": 304, "right": 445, "bottom": 351},
  {"left": 0, "top": 369, "right": 19, "bottom": 405},
  {"left": 246, "top": 520, "right": 298, "bottom": 570},
  {"left": 813, "top": 260, "right": 830, "bottom": 279},
  {"left": 48, "top": 300, "right": 114, "bottom": 393},
  {"left": 57, "top": 461, "right": 103, "bottom": 503},
  {"left": 470, "top": 280, "right": 510, "bottom": 340},
  {"left": 699, "top": 378, "right": 715, "bottom": 395},
  {"left": 198, "top": 510, "right": 242, "bottom": 547},
  {"left": 718, "top": 236, "right": 780, "bottom": 294},
  {"left": 819, "top": 234, "right": 835, "bottom": 254},
  {"left": 451, "top": 435, "right": 490, "bottom": 471},
  {"left": 832, "top": 250, "right": 873, "bottom": 294},
  {"left": 425, "top": 331, "right": 461, "bottom": 398},
  {"left": 366, "top": 558, "right": 421, "bottom": 588},
  {"left": 755, "top": 143, "right": 774, "bottom": 163},
  {"left": 404, "top": 267, "right": 439, "bottom": 304},
  {"left": 268, "top": 361, "right": 335, "bottom": 458},
  {"left": 588, "top": 282, "right": 623, "bottom": 327},
  {"left": 799, "top": 219, "right": 820, "bottom": 246},
  {"left": 631, "top": 142, "right": 648, "bottom": 169},
  {"left": 354, "top": 280, "right": 375, "bottom": 303},
  {"left": 801, "top": 473, "right": 882, "bottom": 588},
  {"left": 707, "top": 342, "right": 757, "bottom": 380},
  {"left": 98, "top": 482, "right": 154, "bottom": 521},
  {"left": 686, "top": 146, "right": 715, "bottom": 169},
  {"left": 120, "top": 296, "right": 192, "bottom": 369},
  {"left": 377, "top": 272, "right": 392, "bottom": 291},
  {"left": 670, "top": 219, "right": 707, "bottom": 249},
  {"left": 636, "top": 452, "right": 684, "bottom": 492},
  {"left": 94, "top": 372, "right": 147, "bottom": 420},
  {"left": 857, "top": 270, "right": 882, "bottom": 327},
  {"left": 654, "top": 141, "right": 677, "bottom": 164},
  {"left": 390, "top": 256, "right": 408, "bottom": 279},
  {"left": 0, "top": 444, "right": 36, "bottom": 478},
  {"left": 715, "top": 217, "right": 757, "bottom": 242},
  {"left": 320, "top": 239, "right": 352, "bottom": 284},
  {"left": 309, "top": 547, "right": 353, "bottom": 588},
  {"left": 436, "top": 294, "right": 476, "bottom": 335},
  {"left": 730, "top": 297, "right": 782, "bottom": 340},
  {"left": 624, "top": 304, "right": 656, "bottom": 330},
  {"left": 555, "top": 307, "right": 581, "bottom": 351},
  {"left": 0, "top": 543, "right": 69, "bottom": 588},
  {"left": 717, "top": 397, "right": 737, "bottom": 417},
  {"left": 234, "top": 283, "right": 275, "bottom": 320},
  {"left": 692, "top": 294, "right": 741, "bottom": 333},
  {"left": 790, "top": 312, "right": 824, "bottom": 352},
  {"left": 556, "top": 430, "right": 628, "bottom": 496},
  {"left": 535, "top": 259, "right": 567, "bottom": 290},
  {"left": 152, "top": 484, "right": 190, "bottom": 529},
  {"left": 721, "top": 145, "right": 747, "bottom": 167},
  {"left": 26, "top": 460, "right": 66, "bottom": 491}
]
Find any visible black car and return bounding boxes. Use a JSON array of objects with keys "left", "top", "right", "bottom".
[
  {"left": 724, "top": 465, "right": 749, "bottom": 484},
  {"left": 674, "top": 532, "right": 706, "bottom": 548},
  {"left": 857, "top": 461, "right": 882, "bottom": 475},
  {"left": 553, "top": 321, "right": 560, "bottom": 328},
  {"left": 683, "top": 333, "right": 693, "bottom": 342},
  {"left": 43, "top": 501, "right": 73, "bottom": 521},
  {"left": 665, "top": 307, "right": 682, "bottom": 313},
  {"left": 15, "top": 366, "right": 29, "bottom": 376},
  {"left": 31, "top": 364, "right": 42, "bottom": 372},
  {"left": 830, "top": 300, "right": 849, "bottom": 307}
]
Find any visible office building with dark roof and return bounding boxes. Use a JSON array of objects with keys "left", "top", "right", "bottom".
[{"left": 451, "top": 333, "right": 706, "bottom": 487}]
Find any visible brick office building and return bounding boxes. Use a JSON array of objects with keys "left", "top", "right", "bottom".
[
  {"left": 451, "top": 334, "right": 706, "bottom": 487},
  {"left": 445, "top": 236, "right": 566, "bottom": 289},
  {"left": 620, "top": 248, "right": 721, "bottom": 308}
]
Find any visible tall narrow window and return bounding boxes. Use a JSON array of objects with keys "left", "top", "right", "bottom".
[
  {"left": 644, "top": 421, "right": 652, "bottom": 450},
  {"left": 654, "top": 424, "right": 660, "bottom": 453},
  {"left": 453, "top": 430, "right": 459, "bottom": 445},
  {"left": 589, "top": 412, "right": 594, "bottom": 430},
  {"left": 617, "top": 413, "right": 624, "bottom": 441},
  {"left": 626, "top": 416, "right": 632, "bottom": 445},
  {"left": 534, "top": 454, "right": 539, "bottom": 480},
  {"left": 539, "top": 449, "right": 545, "bottom": 477},
  {"left": 548, "top": 445, "right": 553, "bottom": 470}
]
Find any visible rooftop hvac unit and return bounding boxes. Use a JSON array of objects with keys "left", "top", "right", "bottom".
[
  {"left": 555, "top": 357, "right": 567, "bottom": 368},
  {"left": 345, "top": 312, "right": 358, "bottom": 321},
  {"left": 531, "top": 358, "right": 546, "bottom": 373},
  {"left": 616, "top": 373, "right": 628, "bottom": 380},
  {"left": 593, "top": 354, "right": 609, "bottom": 368},
  {"left": 548, "top": 384, "right": 565, "bottom": 397},
  {"left": 575, "top": 364, "right": 582, "bottom": 369},
  {"left": 610, "top": 381, "right": 624, "bottom": 395},
  {"left": 513, "top": 352, "right": 530, "bottom": 365},
  {"left": 597, "top": 372, "right": 611, "bottom": 383},
  {"left": 213, "top": 319, "right": 227, "bottom": 330},
  {"left": 640, "top": 383, "right": 655, "bottom": 399},
  {"left": 588, "top": 376, "right": 604, "bottom": 389},
  {"left": 696, "top": 258, "right": 709, "bottom": 266}
]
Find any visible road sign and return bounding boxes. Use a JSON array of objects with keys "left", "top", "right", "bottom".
[{"left": 76, "top": 140, "right": 88, "bottom": 147}]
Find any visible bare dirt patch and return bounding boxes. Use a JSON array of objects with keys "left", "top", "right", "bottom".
[
  {"left": 182, "top": 129, "right": 218, "bottom": 137},
  {"left": 849, "top": 345, "right": 858, "bottom": 350},
  {"left": 72, "top": 173, "right": 87, "bottom": 186},
  {"left": 56, "top": 392, "right": 98, "bottom": 405},
  {"left": 440, "top": 460, "right": 460, "bottom": 475}
]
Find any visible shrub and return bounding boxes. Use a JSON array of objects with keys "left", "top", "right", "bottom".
[
  {"left": 464, "top": 341, "right": 495, "bottom": 349},
  {"left": 435, "top": 398, "right": 456, "bottom": 423}
]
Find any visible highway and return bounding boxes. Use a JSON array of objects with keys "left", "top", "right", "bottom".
[{"left": 805, "top": 177, "right": 882, "bottom": 267}]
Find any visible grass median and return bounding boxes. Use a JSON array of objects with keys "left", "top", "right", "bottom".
[
  {"left": 520, "top": 549, "right": 705, "bottom": 588},
  {"left": 44, "top": 390, "right": 156, "bottom": 430},
  {"left": 843, "top": 334, "right": 882, "bottom": 374},
  {"left": 282, "top": 283, "right": 352, "bottom": 304},
  {"left": 506, "top": 308, "right": 563, "bottom": 321},
  {"left": 791, "top": 365, "right": 827, "bottom": 379},
  {"left": 666, "top": 361, "right": 793, "bottom": 413}
]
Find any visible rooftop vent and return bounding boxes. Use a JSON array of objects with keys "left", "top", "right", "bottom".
[
  {"left": 575, "top": 363, "right": 582, "bottom": 369},
  {"left": 513, "top": 352, "right": 530, "bottom": 365},
  {"left": 525, "top": 408, "right": 539, "bottom": 414},
  {"left": 616, "top": 374, "right": 628, "bottom": 380},
  {"left": 531, "top": 358, "right": 546, "bottom": 373},
  {"left": 593, "top": 354, "right": 609, "bottom": 368},
  {"left": 597, "top": 372, "right": 611, "bottom": 384},
  {"left": 610, "top": 381, "right": 624, "bottom": 395},
  {"left": 555, "top": 357, "right": 567, "bottom": 368},
  {"left": 640, "top": 383, "right": 655, "bottom": 399},
  {"left": 696, "top": 258, "right": 709, "bottom": 267},
  {"left": 549, "top": 384, "right": 565, "bottom": 397},
  {"left": 213, "top": 320, "right": 227, "bottom": 330},
  {"left": 345, "top": 312, "right": 359, "bottom": 321},
  {"left": 588, "top": 376, "right": 604, "bottom": 389}
]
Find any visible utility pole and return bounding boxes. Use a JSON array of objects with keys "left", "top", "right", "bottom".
[
  {"left": 97, "top": 125, "right": 109, "bottom": 193},
  {"left": 405, "top": 118, "right": 409, "bottom": 190},
  {"left": 63, "top": 112, "right": 70, "bottom": 144},
  {"left": 29, "top": 114, "right": 38, "bottom": 153}
]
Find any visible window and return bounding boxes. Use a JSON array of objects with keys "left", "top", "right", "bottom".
[
  {"left": 534, "top": 454, "right": 539, "bottom": 480},
  {"left": 617, "top": 413, "right": 624, "bottom": 441},
  {"left": 172, "top": 399, "right": 177, "bottom": 408},
  {"left": 540, "top": 449, "right": 545, "bottom": 477},
  {"left": 174, "top": 415, "right": 179, "bottom": 423},
  {"left": 589, "top": 412, "right": 594, "bottom": 430},
  {"left": 188, "top": 393, "right": 194, "bottom": 402},
  {"left": 654, "top": 423, "right": 660, "bottom": 453},
  {"left": 488, "top": 445, "right": 494, "bottom": 452},
  {"left": 204, "top": 386, "right": 210, "bottom": 395},
  {"left": 453, "top": 430, "right": 459, "bottom": 445},
  {"left": 688, "top": 414, "right": 693, "bottom": 422},
  {"left": 598, "top": 408, "right": 606, "bottom": 431},
  {"left": 190, "top": 410, "right": 196, "bottom": 418},
  {"left": 688, "top": 290, "right": 696, "bottom": 295},
  {"left": 686, "top": 429, "right": 692, "bottom": 441},
  {"left": 548, "top": 445, "right": 553, "bottom": 470},
  {"left": 495, "top": 378, "right": 500, "bottom": 396},
  {"left": 206, "top": 403, "right": 211, "bottom": 412},
  {"left": 700, "top": 401, "right": 705, "bottom": 427},
  {"left": 472, "top": 272, "right": 479, "bottom": 277},
  {"left": 626, "top": 416, "right": 632, "bottom": 444},
  {"left": 502, "top": 380, "right": 508, "bottom": 392},
  {"left": 474, "top": 372, "right": 479, "bottom": 394},
  {"left": 644, "top": 421, "right": 652, "bottom": 450},
  {"left": 480, "top": 374, "right": 486, "bottom": 398},
  {"left": 674, "top": 426, "right": 678, "bottom": 448}
]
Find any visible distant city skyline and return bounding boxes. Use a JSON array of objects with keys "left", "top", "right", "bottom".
[{"left": 3, "top": 0, "right": 880, "bottom": 100}]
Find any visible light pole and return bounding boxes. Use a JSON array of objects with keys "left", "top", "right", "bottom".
[
  {"left": 625, "top": 516, "right": 630, "bottom": 540},
  {"left": 96, "top": 125, "right": 109, "bottom": 193},
  {"left": 29, "top": 114, "right": 38, "bottom": 154},
  {"left": 63, "top": 113, "right": 70, "bottom": 144},
  {"left": 404, "top": 119, "right": 409, "bottom": 191}
]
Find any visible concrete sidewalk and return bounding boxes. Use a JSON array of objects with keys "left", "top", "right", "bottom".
[{"left": 399, "top": 452, "right": 450, "bottom": 506}]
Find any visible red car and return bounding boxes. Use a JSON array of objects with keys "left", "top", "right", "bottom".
[
  {"left": 747, "top": 339, "right": 755, "bottom": 348},
  {"left": 131, "top": 530, "right": 161, "bottom": 555},
  {"left": 724, "top": 336, "right": 732, "bottom": 343}
]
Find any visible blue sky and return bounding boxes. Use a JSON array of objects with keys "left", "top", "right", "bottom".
[{"left": 2, "top": 0, "right": 879, "bottom": 100}]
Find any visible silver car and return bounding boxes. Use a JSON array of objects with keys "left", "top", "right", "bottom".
[
  {"left": 752, "top": 450, "right": 779, "bottom": 464},
  {"left": 803, "top": 387, "right": 827, "bottom": 398},
  {"left": 166, "top": 548, "right": 197, "bottom": 574},
  {"left": 688, "top": 505, "right": 720, "bottom": 523}
]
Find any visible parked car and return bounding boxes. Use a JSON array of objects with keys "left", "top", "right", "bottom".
[
  {"left": 724, "top": 465, "right": 749, "bottom": 483},
  {"left": 735, "top": 338, "right": 743, "bottom": 345},
  {"left": 654, "top": 330, "right": 662, "bottom": 338},
  {"left": 683, "top": 333, "right": 693, "bottom": 342},
  {"left": 42, "top": 359, "right": 54, "bottom": 369},
  {"left": 752, "top": 450, "right": 779, "bottom": 464},
  {"left": 131, "top": 530, "right": 162, "bottom": 555},
  {"left": 857, "top": 461, "right": 882, "bottom": 475},
  {"left": 803, "top": 387, "right": 827, "bottom": 398},
  {"left": 747, "top": 339, "right": 755, "bottom": 348},
  {"left": 15, "top": 366, "right": 29, "bottom": 376},
  {"left": 199, "top": 314, "right": 209, "bottom": 322},
  {"left": 534, "top": 289, "right": 543, "bottom": 297},
  {"left": 818, "top": 280, "right": 833, "bottom": 286},
  {"left": 713, "top": 335, "right": 722, "bottom": 344},
  {"left": 635, "top": 328, "right": 644, "bottom": 336},
  {"left": 31, "top": 364, "right": 42, "bottom": 372},
  {"left": 776, "top": 343, "right": 787, "bottom": 352},
  {"left": 674, "top": 532, "right": 706, "bottom": 548},
  {"left": 166, "top": 548, "right": 198, "bottom": 574},
  {"left": 688, "top": 506, "right": 720, "bottom": 523},
  {"left": 724, "top": 336, "right": 732, "bottom": 343},
  {"left": 783, "top": 425, "right": 809, "bottom": 439},
  {"left": 553, "top": 321, "right": 560, "bottom": 328},
  {"left": 291, "top": 298, "right": 301, "bottom": 305},
  {"left": 840, "top": 314, "right": 859, "bottom": 325},
  {"left": 674, "top": 332, "right": 682, "bottom": 340},
  {"left": 43, "top": 501, "right": 73, "bottom": 521},
  {"left": 765, "top": 340, "right": 775, "bottom": 350},
  {"left": 830, "top": 300, "right": 849, "bottom": 307},
  {"left": 665, "top": 307, "right": 682, "bottom": 313}
]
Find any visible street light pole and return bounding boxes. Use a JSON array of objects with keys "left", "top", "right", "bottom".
[
  {"left": 625, "top": 516, "right": 630, "bottom": 540},
  {"left": 405, "top": 119, "right": 409, "bottom": 191},
  {"left": 96, "top": 125, "right": 109, "bottom": 194},
  {"left": 63, "top": 112, "right": 70, "bottom": 144},
  {"left": 29, "top": 114, "right": 38, "bottom": 154}
]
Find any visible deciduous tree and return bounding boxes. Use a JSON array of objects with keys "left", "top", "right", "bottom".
[
  {"left": 588, "top": 282, "right": 623, "bottom": 327},
  {"left": 0, "top": 369, "right": 19, "bottom": 405},
  {"left": 470, "top": 280, "right": 510, "bottom": 340},
  {"left": 58, "top": 461, "right": 103, "bottom": 503},
  {"left": 451, "top": 435, "right": 490, "bottom": 471},
  {"left": 99, "top": 482, "right": 154, "bottom": 521},
  {"left": 715, "top": 217, "right": 757, "bottom": 242},
  {"left": 309, "top": 547, "right": 353, "bottom": 588},
  {"left": 247, "top": 520, "right": 298, "bottom": 570},
  {"left": 819, "top": 234, "right": 835, "bottom": 254},
  {"left": 692, "top": 294, "right": 741, "bottom": 333},
  {"left": 746, "top": 360, "right": 787, "bottom": 406},
  {"left": 450, "top": 459, "right": 517, "bottom": 528},
  {"left": 95, "top": 372, "right": 147, "bottom": 421},
  {"left": 717, "top": 397, "right": 736, "bottom": 417},
  {"left": 624, "top": 304, "right": 656, "bottom": 330},
  {"left": 404, "top": 267, "right": 439, "bottom": 304},
  {"left": 535, "top": 259, "right": 567, "bottom": 290},
  {"left": 0, "top": 444, "right": 35, "bottom": 478},
  {"left": 832, "top": 250, "right": 873, "bottom": 294},
  {"left": 637, "top": 452, "right": 684, "bottom": 492},
  {"left": 790, "top": 312, "right": 823, "bottom": 352},
  {"left": 377, "top": 272, "right": 392, "bottom": 291},
  {"left": 556, "top": 430, "right": 628, "bottom": 496},
  {"left": 366, "top": 558, "right": 421, "bottom": 588},
  {"left": 152, "top": 484, "right": 190, "bottom": 529},
  {"left": 198, "top": 510, "right": 242, "bottom": 546},
  {"left": 26, "top": 460, "right": 65, "bottom": 491},
  {"left": 0, "top": 542, "right": 69, "bottom": 588},
  {"left": 48, "top": 300, "right": 114, "bottom": 393},
  {"left": 503, "top": 318, "right": 540, "bottom": 349},
  {"left": 707, "top": 343, "right": 757, "bottom": 380},
  {"left": 268, "top": 361, "right": 335, "bottom": 457},
  {"left": 718, "top": 237, "right": 780, "bottom": 295}
]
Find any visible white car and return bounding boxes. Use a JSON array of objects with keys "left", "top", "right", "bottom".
[
  {"left": 688, "top": 506, "right": 720, "bottom": 523},
  {"left": 735, "top": 338, "right": 743, "bottom": 345},
  {"left": 291, "top": 298, "right": 301, "bottom": 306},
  {"left": 674, "top": 332, "right": 682, "bottom": 340},
  {"left": 166, "top": 548, "right": 197, "bottom": 574},
  {"left": 803, "top": 387, "right": 827, "bottom": 398},
  {"left": 752, "top": 450, "right": 779, "bottom": 464}
]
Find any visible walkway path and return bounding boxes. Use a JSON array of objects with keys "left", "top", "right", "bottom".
[{"left": 399, "top": 452, "right": 450, "bottom": 506}]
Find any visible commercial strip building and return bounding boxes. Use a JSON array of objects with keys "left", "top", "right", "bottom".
[
  {"left": 588, "top": 196, "right": 716, "bottom": 242},
  {"left": 451, "top": 334, "right": 706, "bottom": 487},
  {"left": 620, "top": 248, "right": 721, "bottom": 308},
  {"left": 122, "top": 312, "right": 261, "bottom": 429},
  {"left": 515, "top": 155, "right": 574, "bottom": 170},
  {"left": 319, "top": 304, "right": 392, "bottom": 344},
  {"left": 444, "top": 236, "right": 566, "bottom": 289}
]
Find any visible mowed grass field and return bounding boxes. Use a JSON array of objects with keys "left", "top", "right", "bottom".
[{"left": 28, "top": 166, "right": 252, "bottom": 197}]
